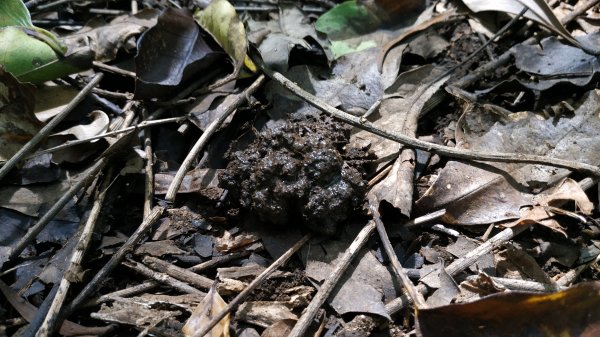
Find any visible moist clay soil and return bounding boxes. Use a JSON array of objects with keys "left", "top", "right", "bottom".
[{"left": 219, "top": 117, "right": 371, "bottom": 235}]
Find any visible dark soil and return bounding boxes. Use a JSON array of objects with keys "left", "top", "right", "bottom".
[{"left": 219, "top": 117, "right": 371, "bottom": 235}]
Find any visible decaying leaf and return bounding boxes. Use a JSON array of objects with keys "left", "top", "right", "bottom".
[
  {"left": 302, "top": 223, "right": 396, "bottom": 320},
  {"left": 509, "top": 35, "right": 600, "bottom": 91},
  {"left": 135, "top": 8, "right": 225, "bottom": 99},
  {"left": 416, "top": 281, "right": 600, "bottom": 337},
  {"left": 194, "top": 0, "right": 249, "bottom": 84},
  {"left": 461, "top": 0, "right": 599, "bottom": 54},
  {"left": 503, "top": 178, "right": 593, "bottom": 234},
  {"left": 183, "top": 285, "right": 230, "bottom": 337},
  {"left": 236, "top": 301, "right": 297, "bottom": 328},
  {"left": 0, "top": 67, "right": 41, "bottom": 162},
  {"left": 261, "top": 319, "right": 296, "bottom": 337},
  {"left": 247, "top": 4, "right": 331, "bottom": 72},
  {"left": 63, "top": 8, "right": 159, "bottom": 63},
  {"left": 416, "top": 90, "right": 600, "bottom": 225}
]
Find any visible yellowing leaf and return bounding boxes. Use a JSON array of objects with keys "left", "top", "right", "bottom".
[
  {"left": 183, "top": 285, "right": 230, "bottom": 337},
  {"left": 194, "top": 0, "right": 250, "bottom": 83},
  {"left": 417, "top": 281, "right": 600, "bottom": 337}
]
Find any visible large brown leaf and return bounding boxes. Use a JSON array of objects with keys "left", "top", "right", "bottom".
[{"left": 417, "top": 281, "right": 600, "bottom": 337}]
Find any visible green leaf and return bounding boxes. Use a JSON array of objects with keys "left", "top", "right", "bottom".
[
  {"left": 0, "top": 27, "right": 86, "bottom": 84},
  {"left": 315, "top": 1, "right": 381, "bottom": 58},
  {"left": 194, "top": 0, "right": 251, "bottom": 82},
  {"left": 29, "top": 26, "right": 67, "bottom": 55},
  {"left": 331, "top": 39, "right": 377, "bottom": 59},
  {"left": 315, "top": 1, "right": 381, "bottom": 41},
  {"left": 0, "top": 0, "right": 66, "bottom": 55},
  {"left": 0, "top": 0, "right": 33, "bottom": 27},
  {"left": 0, "top": 0, "right": 90, "bottom": 83}
]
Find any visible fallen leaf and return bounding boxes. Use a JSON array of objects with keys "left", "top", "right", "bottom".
[
  {"left": 63, "top": 8, "right": 159, "bottom": 62},
  {"left": 0, "top": 279, "right": 112, "bottom": 336},
  {"left": 0, "top": 66, "right": 40, "bottom": 162},
  {"left": 194, "top": 0, "right": 249, "bottom": 84},
  {"left": 416, "top": 90, "right": 600, "bottom": 225},
  {"left": 236, "top": 302, "right": 297, "bottom": 328},
  {"left": 416, "top": 281, "right": 600, "bottom": 337},
  {"left": 247, "top": 4, "right": 331, "bottom": 72},
  {"left": 508, "top": 34, "right": 600, "bottom": 91},
  {"left": 183, "top": 285, "right": 230, "bottom": 337},
  {"left": 502, "top": 178, "right": 593, "bottom": 234},
  {"left": 302, "top": 223, "right": 395, "bottom": 320},
  {"left": 261, "top": 319, "right": 296, "bottom": 337},
  {"left": 0, "top": 0, "right": 92, "bottom": 83},
  {"left": 461, "top": 0, "right": 598, "bottom": 54},
  {"left": 134, "top": 7, "right": 225, "bottom": 99},
  {"left": 315, "top": 1, "right": 381, "bottom": 58}
]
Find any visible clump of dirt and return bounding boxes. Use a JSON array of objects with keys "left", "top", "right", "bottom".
[{"left": 219, "top": 117, "right": 370, "bottom": 235}]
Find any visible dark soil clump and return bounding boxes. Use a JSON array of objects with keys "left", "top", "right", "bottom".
[{"left": 219, "top": 117, "right": 370, "bottom": 235}]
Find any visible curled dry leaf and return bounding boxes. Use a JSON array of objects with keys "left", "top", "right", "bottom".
[
  {"left": 461, "top": 0, "right": 599, "bottom": 54},
  {"left": 504, "top": 178, "right": 594, "bottom": 235},
  {"left": 183, "top": 285, "right": 230, "bottom": 337}
]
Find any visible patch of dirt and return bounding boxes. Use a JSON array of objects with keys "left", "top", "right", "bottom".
[
  {"left": 246, "top": 270, "right": 307, "bottom": 302},
  {"left": 219, "top": 117, "right": 371, "bottom": 235}
]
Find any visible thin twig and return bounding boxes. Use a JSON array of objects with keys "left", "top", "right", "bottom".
[
  {"left": 122, "top": 259, "right": 205, "bottom": 296},
  {"left": 288, "top": 224, "right": 375, "bottom": 337},
  {"left": 256, "top": 63, "right": 600, "bottom": 176},
  {"left": 142, "top": 109, "right": 154, "bottom": 218},
  {"left": 465, "top": 275, "right": 565, "bottom": 292},
  {"left": 189, "top": 251, "right": 251, "bottom": 273},
  {"left": 191, "top": 234, "right": 311, "bottom": 337},
  {"left": 86, "top": 251, "right": 252, "bottom": 308},
  {"left": 93, "top": 61, "right": 136, "bottom": 78},
  {"left": 62, "top": 206, "right": 165, "bottom": 317},
  {"left": 84, "top": 281, "right": 157, "bottom": 308},
  {"left": 372, "top": 206, "right": 426, "bottom": 309},
  {"left": 7, "top": 159, "right": 107, "bottom": 263},
  {"left": 0, "top": 74, "right": 103, "bottom": 180},
  {"left": 561, "top": 0, "right": 600, "bottom": 27},
  {"left": 28, "top": 117, "right": 185, "bottom": 159},
  {"left": 164, "top": 74, "right": 266, "bottom": 202},
  {"left": 142, "top": 256, "right": 214, "bottom": 290},
  {"left": 35, "top": 167, "right": 114, "bottom": 337}
]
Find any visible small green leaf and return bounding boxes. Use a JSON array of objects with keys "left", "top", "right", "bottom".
[
  {"left": 315, "top": 1, "right": 381, "bottom": 40},
  {"left": 0, "top": 0, "right": 33, "bottom": 28},
  {"left": 315, "top": 1, "right": 381, "bottom": 58},
  {"left": 194, "top": 0, "right": 251, "bottom": 81}
]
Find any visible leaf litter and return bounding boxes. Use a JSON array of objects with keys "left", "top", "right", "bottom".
[{"left": 0, "top": 0, "right": 600, "bottom": 337}]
